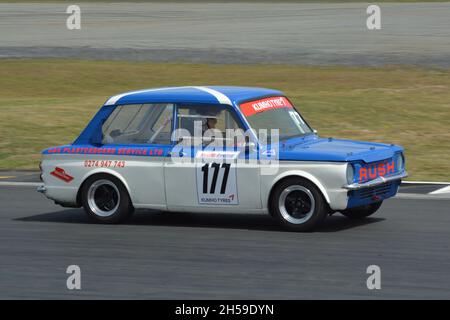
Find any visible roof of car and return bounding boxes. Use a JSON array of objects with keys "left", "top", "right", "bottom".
[{"left": 103, "top": 86, "right": 284, "bottom": 107}]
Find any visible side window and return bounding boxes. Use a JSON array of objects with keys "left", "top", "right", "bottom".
[
  {"left": 102, "top": 104, "right": 174, "bottom": 145},
  {"left": 149, "top": 104, "right": 174, "bottom": 144},
  {"left": 176, "top": 105, "right": 244, "bottom": 146}
]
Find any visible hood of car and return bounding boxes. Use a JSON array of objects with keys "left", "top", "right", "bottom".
[{"left": 278, "top": 135, "right": 403, "bottom": 163}]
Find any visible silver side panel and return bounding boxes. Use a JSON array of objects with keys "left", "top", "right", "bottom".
[{"left": 41, "top": 154, "right": 350, "bottom": 212}]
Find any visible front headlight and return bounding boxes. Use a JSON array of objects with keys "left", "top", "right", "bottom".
[
  {"left": 346, "top": 163, "right": 355, "bottom": 184},
  {"left": 396, "top": 153, "right": 405, "bottom": 171}
]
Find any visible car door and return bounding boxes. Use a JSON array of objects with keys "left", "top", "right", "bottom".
[{"left": 164, "top": 104, "right": 262, "bottom": 212}]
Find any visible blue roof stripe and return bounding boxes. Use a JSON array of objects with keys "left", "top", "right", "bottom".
[{"left": 103, "top": 86, "right": 285, "bottom": 107}]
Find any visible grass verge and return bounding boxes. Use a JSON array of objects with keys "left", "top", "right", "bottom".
[{"left": 0, "top": 59, "right": 449, "bottom": 181}]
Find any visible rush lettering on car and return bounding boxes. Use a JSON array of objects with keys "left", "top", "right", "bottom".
[{"left": 358, "top": 160, "right": 395, "bottom": 182}]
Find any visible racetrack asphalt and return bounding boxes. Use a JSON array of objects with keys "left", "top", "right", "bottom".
[
  {"left": 1, "top": 2, "right": 450, "bottom": 66},
  {"left": 1, "top": 184, "right": 449, "bottom": 299}
]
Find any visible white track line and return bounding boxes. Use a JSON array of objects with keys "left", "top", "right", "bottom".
[
  {"left": 0, "top": 181, "right": 42, "bottom": 187},
  {"left": 429, "top": 186, "right": 450, "bottom": 195},
  {"left": 395, "top": 193, "right": 450, "bottom": 200},
  {"left": 403, "top": 181, "right": 450, "bottom": 185}
]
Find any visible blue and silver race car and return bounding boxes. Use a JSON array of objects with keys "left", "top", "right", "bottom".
[{"left": 38, "top": 86, "right": 407, "bottom": 231}]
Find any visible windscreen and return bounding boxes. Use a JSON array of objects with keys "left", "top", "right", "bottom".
[{"left": 239, "top": 96, "right": 312, "bottom": 141}]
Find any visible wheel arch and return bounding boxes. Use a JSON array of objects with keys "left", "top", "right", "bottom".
[
  {"left": 76, "top": 169, "right": 132, "bottom": 207},
  {"left": 267, "top": 171, "right": 331, "bottom": 216}
]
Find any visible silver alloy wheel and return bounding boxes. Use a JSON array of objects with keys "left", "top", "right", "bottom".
[
  {"left": 87, "top": 179, "right": 120, "bottom": 217},
  {"left": 278, "top": 185, "right": 316, "bottom": 224}
]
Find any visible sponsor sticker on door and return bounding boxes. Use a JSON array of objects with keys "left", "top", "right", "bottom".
[{"left": 196, "top": 162, "right": 238, "bottom": 205}]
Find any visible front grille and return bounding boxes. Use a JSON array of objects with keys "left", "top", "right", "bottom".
[
  {"left": 347, "top": 181, "right": 399, "bottom": 209},
  {"left": 355, "top": 182, "right": 393, "bottom": 200}
]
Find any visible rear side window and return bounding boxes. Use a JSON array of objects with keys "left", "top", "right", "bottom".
[{"left": 102, "top": 104, "right": 174, "bottom": 145}]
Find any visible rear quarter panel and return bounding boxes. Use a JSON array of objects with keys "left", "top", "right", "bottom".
[{"left": 41, "top": 153, "right": 167, "bottom": 209}]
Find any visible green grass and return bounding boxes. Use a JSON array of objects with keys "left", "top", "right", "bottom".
[{"left": 0, "top": 59, "right": 449, "bottom": 181}]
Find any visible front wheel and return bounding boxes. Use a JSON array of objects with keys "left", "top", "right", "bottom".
[
  {"left": 81, "top": 174, "right": 134, "bottom": 223},
  {"left": 270, "top": 177, "right": 329, "bottom": 232},
  {"left": 340, "top": 201, "right": 382, "bottom": 219}
]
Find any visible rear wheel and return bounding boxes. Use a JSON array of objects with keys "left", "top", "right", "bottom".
[
  {"left": 340, "top": 201, "right": 382, "bottom": 219},
  {"left": 81, "top": 174, "right": 134, "bottom": 223},
  {"left": 270, "top": 177, "right": 329, "bottom": 232}
]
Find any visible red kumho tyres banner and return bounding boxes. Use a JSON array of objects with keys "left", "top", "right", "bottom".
[{"left": 240, "top": 96, "right": 293, "bottom": 117}]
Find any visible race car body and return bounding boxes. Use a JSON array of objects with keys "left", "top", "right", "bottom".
[{"left": 38, "top": 86, "right": 407, "bottom": 231}]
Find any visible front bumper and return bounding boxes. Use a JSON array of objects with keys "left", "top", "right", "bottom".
[{"left": 343, "top": 170, "right": 408, "bottom": 190}]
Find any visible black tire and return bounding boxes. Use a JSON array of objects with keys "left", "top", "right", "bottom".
[
  {"left": 81, "top": 174, "right": 134, "bottom": 223},
  {"left": 270, "top": 177, "right": 329, "bottom": 232},
  {"left": 340, "top": 201, "right": 382, "bottom": 219}
]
